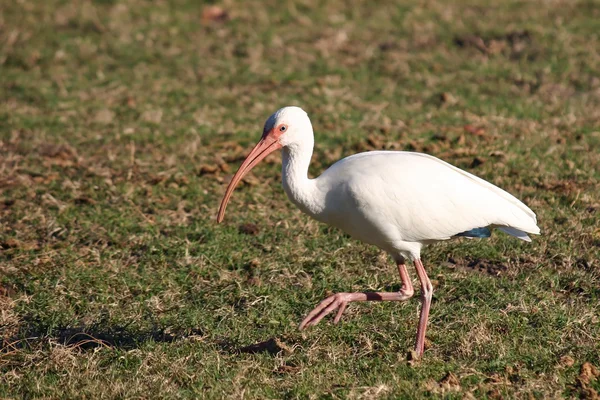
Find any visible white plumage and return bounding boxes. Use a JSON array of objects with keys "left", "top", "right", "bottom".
[
  {"left": 218, "top": 106, "right": 540, "bottom": 357},
  {"left": 309, "top": 151, "right": 539, "bottom": 255}
]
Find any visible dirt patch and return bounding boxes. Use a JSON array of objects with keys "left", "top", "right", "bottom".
[{"left": 447, "top": 257, "right": 508, "bottom": 276}]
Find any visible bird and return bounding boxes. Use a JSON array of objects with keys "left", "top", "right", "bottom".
[{"left": 217, "top": 106, "right": 540, "bottom": 357}]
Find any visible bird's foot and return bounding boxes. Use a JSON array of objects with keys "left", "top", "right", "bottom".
[
  {"left": 299, "top": 292, "right": 357, "bottom": 330},
  {"left": 298, "top": 289, "right": 414, "bottom": 330}
]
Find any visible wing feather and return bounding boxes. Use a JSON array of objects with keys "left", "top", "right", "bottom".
[{"left": 318, "top": 151, "right": 540, "bottom": 244}]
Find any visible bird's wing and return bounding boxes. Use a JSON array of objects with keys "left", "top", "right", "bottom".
[{"left": 320, "top": 151, "right": 540, "bottom": 244}]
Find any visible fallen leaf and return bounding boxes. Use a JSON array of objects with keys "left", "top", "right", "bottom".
[
  {"left": 440, "top": 92, "right": 458, "bottom": 106},
  {"left": 581, "top": 386, "right": 600, "bottom": 400},
  {"left": 202, "top": 5, "right": 229, "bottom": 23},
  {"left": 239, "top": 223, "right": 259, "bottom": 235},
  {"left": 489, "top": 150, "right": 506, "bottom": 158},
  {"left": 148, "top": 175, "right": 167, "bottom": 185},
  {"left": 215, "top": 156, "right": 230, "bottom": 172},
  {"left": 1, "top": 238, "right": 21, "bottom": 249},
  {"left": 560, "top": 355, "right": 575, "bottom": 367},
  {"left": 198, "top": 164, "right": 219, "bottom": 175},
  {"left": 579, "top": 362, "right": 600, "bottom": 386},
  {"left": 576, "top": 363, "right": 600, "bottom": 400},
  {"left": 218, "top": 162, "right": 230, "bottom": 173},
  {"left": 366, "top": 134, "right": 384, "bottom": 149},
  {"left": 74, "top": 196, "right": 97, "bottom": 205},
  {"left": 464, "top": 124, "right": 486, "bottom": 136},
  {"left": 454, "top": 35, "right": 488, "bottom": 53},
  {"left": 1, "top": 238, "right": 40, "bottom": 250},
  {"left": 241, "top": 174, "right": 259, "bottom": 186}
]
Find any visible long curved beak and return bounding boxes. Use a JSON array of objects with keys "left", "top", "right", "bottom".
[{"left": 217, "top": 131, "right": 282, "bottom": 223}]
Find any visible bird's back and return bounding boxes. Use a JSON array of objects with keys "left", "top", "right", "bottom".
[{"left": 313, "top": 151, "right": 539, "bottom": 253}]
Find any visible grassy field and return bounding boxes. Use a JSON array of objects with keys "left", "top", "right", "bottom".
[{"left": 1, "top": 0, "right": 600, "bottom": 398}]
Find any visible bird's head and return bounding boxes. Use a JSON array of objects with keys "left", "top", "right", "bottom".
[
  {"left": 217, "top": 106, "right": 312, "bottom": 223},
  {"left": 262, "top": 106, "right": 313, "bottom": 148}
]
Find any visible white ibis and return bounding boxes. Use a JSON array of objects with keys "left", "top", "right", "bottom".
[{"left": 217, "top": 106, "right": 540, "bottom": 357}]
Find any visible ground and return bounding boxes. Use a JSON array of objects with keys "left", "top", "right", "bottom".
[{"left": 1, "top": 0, "right": 600, "bottom": 398}]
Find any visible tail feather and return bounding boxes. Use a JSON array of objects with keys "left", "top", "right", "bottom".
[{"left": 498, "top": 227, "right": 532, "bottom": 242}]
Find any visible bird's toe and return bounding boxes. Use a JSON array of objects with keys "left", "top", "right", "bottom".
[{"left": 299, "top": 293, "right": 349, "bottom": 329}]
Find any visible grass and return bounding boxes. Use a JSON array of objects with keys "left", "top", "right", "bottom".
[{"left": 1, "top": 0, "right": 600, "bottom": 398}]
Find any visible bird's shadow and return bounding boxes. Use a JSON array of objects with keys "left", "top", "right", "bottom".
[
  {"left": 3, "top": 316, "right": 291, "bottom": 357},
  {"left": 2, "top": 316, "right": 203, "bottom": 352}
]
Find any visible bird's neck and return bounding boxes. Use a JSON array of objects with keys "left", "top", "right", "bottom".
[{"left": 281, "top": 143, "right": 324, "bottom": 217}]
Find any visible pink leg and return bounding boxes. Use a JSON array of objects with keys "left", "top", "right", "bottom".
[
  {"left": 413, "top": 258, "right": 433, "bottom": 357},
  {"left": 299, "top": 262, "right": 414, "bottom": 330}
]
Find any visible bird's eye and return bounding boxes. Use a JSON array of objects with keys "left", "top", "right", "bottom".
[{"left": 280, "top": 125, "right": 287, "bottom": 132}]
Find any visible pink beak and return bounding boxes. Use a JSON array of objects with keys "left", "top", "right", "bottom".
[{"left": 217, "top": 129, "right": 282, "bottom": 223}]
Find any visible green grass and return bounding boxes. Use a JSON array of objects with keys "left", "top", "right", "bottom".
[{"left": 1, "top": 0, "right": 600, "bottom": 398}]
